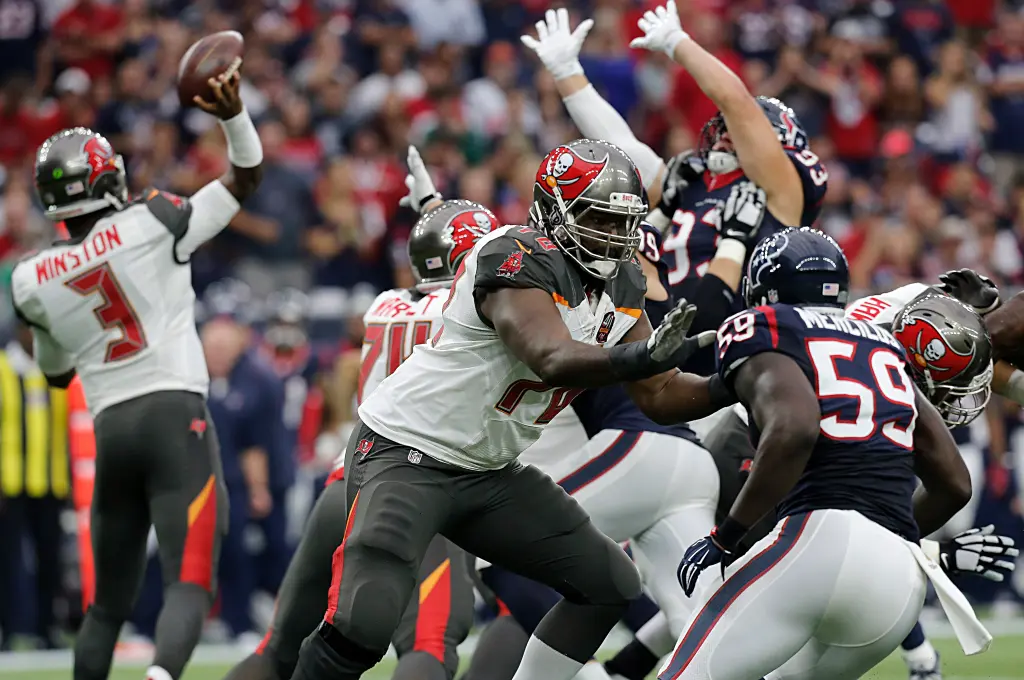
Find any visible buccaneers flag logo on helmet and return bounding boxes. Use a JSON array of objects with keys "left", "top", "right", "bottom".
[
  {"left": 444, "top": 208, "right": 496, "bottom": 269},
  {"left": 83, "top": 136, "right": 119, "bottom": 188},
  {"left": 894, "top": 316, "right": 975, "bottom": 380},
  {"left": 536, "top": 146, "right": 609, "bottom": 202}
]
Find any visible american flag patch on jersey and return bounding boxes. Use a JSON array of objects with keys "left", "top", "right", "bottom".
[
  {"left": 822, "top": 283, "right": 840, "bottom": 297},
  {"left": 425, "top": 256, "right": 443, "bottom": 270}
]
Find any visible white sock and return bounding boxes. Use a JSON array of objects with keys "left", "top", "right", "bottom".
[
  {"left": 145, "top": 666, "right": 173, "bottom": 680},
  {"left": 901, "top": 639, "right": 939, "bottom": 670},
  {"left": 636, "top": 611, "right": 675, "bottom": 658},
  {"left": 573, "top": 660, "right": 614, "bottom": 680},
  {"left": 511, "top": 636, "right": 585, "bottom": 680}
]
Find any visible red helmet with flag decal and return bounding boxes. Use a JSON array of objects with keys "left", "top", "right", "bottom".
[
  {"left": 408, "top": 199, "right": 498, "bottom": 292},
  {"left": 890, "top": 292, "right": 993, "bottom": 426},
  {"left": 529, "top": 139, "right": 647, "bottom": 280},
  {"left": 34, "top": 128, "right": 128, "bottom": 221}
]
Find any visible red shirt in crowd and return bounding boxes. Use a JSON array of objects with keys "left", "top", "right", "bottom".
[
  {"left": 51, "top": 1, "right": 123, "bottom": 80},
  {"left": 822, "top": 63, "right": 882, "bottom": 161}
]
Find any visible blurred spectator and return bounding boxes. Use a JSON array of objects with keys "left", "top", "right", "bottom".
[
  {"left": 347, "top": 43, "right": 424, "bottom": 122},
  {"left": 50, "top": 0, "right": 124, "bottom": 81},
  {"left": 351, "top": 0, "right": 415, "bottom": 75},
  {"left": 462, "top": 41, "right": 539, "bottom": 139},
  {"left": 922, "top": 40, "right": 990, "bottom": 160},
  {"left": 0, "top": 76, "right": 42, "bottom": 169},
  {"left": 731, "top": 0, "right": 780, "bottom": 64},
  {"left": 880, "top": 56, "right": 924, "bottom": 127},
  {"left": 395, "top": 0, "right": 485, "bottom": 50},
  {"left": 888, "top": 0, "right": 955, "bottom": 76},
  {"left": 0, "top": 0, "right": 48, "bottom": 91},
  {"left": 36, "top": 68, "right": 97, "bottom": 138},
  {"left": 203, "top": 310, "right": 289, "bottom": 644},
  {"left": 825, "top": 0, "right": 894, "bottom": 61},
  {"left": 980, "top": 9, "right": 1024, "bottom": 199}
]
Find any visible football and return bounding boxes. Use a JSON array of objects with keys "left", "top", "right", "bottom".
[{"left": 177, "top": 30, "right": 244, "bottom": 108}]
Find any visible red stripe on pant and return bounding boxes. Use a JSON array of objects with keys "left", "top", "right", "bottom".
[
  {"left": 255, "top": 598, "right": 279, "bottom": 656},
  {"left": 413, "top": 559, "right": 453, "bottom": 663},
  {"left": 181, "top": 474, "right": 218, "bottom": 590},
  {"left": 324, "top": 489, "right": 361, "bottom": 623}
]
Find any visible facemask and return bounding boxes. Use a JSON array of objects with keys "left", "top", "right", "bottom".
[{"left": 706, "top": 150, "right": 740, "bottom": 174}]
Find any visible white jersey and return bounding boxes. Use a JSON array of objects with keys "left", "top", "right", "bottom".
[
  {"left": 844, "top": 282, "right": 931, "bottom": 326},
  {"left": 358, "top": 225, "right": 647, "bottom": 471},
  {"left": 11, "top": 183, "right": 240, "bottom": 415}
]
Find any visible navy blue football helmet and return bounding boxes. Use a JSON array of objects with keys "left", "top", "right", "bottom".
[
  {"left": 698, "top": 96, "right": 809, "bottom": 173},
  {"left": 744, "top": 227, "right": 849, "bottom": 308}
]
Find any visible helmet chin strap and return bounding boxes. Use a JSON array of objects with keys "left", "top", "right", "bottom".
[{"left": 706, "top": 150, "right": 740, "bottom": 175}]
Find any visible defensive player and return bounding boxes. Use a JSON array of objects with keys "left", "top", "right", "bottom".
[
  {"left": 521, "top": 5, "right": 828, "bottom": 365},
  {"left": 224, "top": 197, "right": 494, "bottom": 680},
  {"left": 665, "top": 228, "right": 985, "bottom": 680},
  {"left": 289, "top": 139, "right": 734, "bottom": 680},
  {"left": 13, "top": 72, "right": 261, "bottom": 680}
]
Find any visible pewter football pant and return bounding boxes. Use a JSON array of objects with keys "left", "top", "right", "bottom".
[{"left": 658, "top": 510, "right": 927, "bottom": 680}]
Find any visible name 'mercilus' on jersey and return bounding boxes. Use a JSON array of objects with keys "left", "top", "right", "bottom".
[
  {"left": 661, "top": 98, "right": 828, "bottom": 307},
  {"left": 716, "top": 304, "right": 921, "bottom": 541}
]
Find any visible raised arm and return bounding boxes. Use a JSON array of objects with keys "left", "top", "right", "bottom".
[
  {"left": 630, "top": 2, "right": 804, "bottom": 226},
  {"left": 522, "top": 8, "right": 668, "bottom": 200}
]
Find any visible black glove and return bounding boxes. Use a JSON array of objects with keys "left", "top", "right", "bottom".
[
  {"left": 718, "top": 181, "right": 767, "bottom": 247},
  {"left": 939, "top": 525, "right": 1019, "bottom": 582},
  {"left": 608, "top": 298, "right": 716, "bottom": 381},
  {"left": 657, "top": 151, "right": 705, "bottom": 215},
  {"left": 936, "top": 268, "right": 1001, "bottom": 315}
]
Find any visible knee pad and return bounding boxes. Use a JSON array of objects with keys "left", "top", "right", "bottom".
[{"left": 332, "top": 542, "right": 417, "bottom": 652}]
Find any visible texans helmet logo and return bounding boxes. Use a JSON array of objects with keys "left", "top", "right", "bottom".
[
  {"left": 893, "top": 316, "right": 974, "bottom": 379},
  {"left": 536, "top": 146, "right": 609, "bottom": 202},
  {"left": 444, "top": 208, "right": 496, "bottom": 269},
  {"left": 82, "top": 136, "right": 119, "bottom": 188}
]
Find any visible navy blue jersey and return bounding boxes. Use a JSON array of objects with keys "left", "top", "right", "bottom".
[
  {"left": 661, "top": 150, "right": 829, "bottom": 309},
  {"left": 716, "top": 304, "right": 920, "bottom": 541},
  {"left": 573, "top": 224, "right": 697, "bottom": 441}
]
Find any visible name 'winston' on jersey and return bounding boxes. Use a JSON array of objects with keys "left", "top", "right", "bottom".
[
  {"left": 661, "top": 151, "right": 829, "bottom": 307},
  {"left": 358, "top": 225, "right": 647, "bottom": 471},
  {"left": 717, "top": 304, "right": 921, "bottom": 541},
  {"left": 11, "top": 190, "right": 230, "bottom": 415}
]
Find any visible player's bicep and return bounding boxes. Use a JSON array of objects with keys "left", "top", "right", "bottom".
[
  {"left": 480, "top": 287, "right": 574, "bottom": 376},
  {"left": 175, "top": 180, "right": 242, "bottom": 260},
  {"left": 722, "top": 103, "right": 803, "bottom": 224},
  {"left": 734, "top": 352, "right": 820, "bottom": 450}
]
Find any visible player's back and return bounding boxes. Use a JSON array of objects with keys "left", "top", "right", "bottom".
[
  {"left": 11, "top": 193, "right": 205, "bottom": 415},
  {"left": 717, "top": 303, "right": 920, "bottom": 540}
]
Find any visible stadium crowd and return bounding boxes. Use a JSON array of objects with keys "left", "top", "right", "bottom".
[{"left": 0, "top": 0, "right": 1023, "bottom": 653}]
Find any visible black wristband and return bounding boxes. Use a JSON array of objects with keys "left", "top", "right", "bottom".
[
  {"left": 712, "top": 516, "right": 749, "bottom": 553},
  {"left": 607, "top": 340, "right": 656, "bottom": 382}
]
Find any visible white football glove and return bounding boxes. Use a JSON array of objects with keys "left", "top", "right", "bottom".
[
  {"left": 719, "top": 181, "right": 767, "bottom": 247},
  {"left": 648, "top": 299, "right": 716, "bottom": 363},
  {"left": 398, "top": 145, "right": 441, "bottom": 214},
  {"left": 940, "top": 525, "right": 1019, "bottom": 582},
  {"left": 629, "top": 1, "right": 689, "bottom": 58},
  {"left": 520, "top": 7, "right": 594, "bottom": 81}
]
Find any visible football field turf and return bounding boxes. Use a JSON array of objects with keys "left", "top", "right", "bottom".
[{"left": 2, "top": 635, "right": 1021, "bottom": 680}]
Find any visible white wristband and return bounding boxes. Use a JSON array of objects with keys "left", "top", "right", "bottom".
[
  {"left": 219, "top": 107, "right": 263, "bottom": 168},
  {"left": 550, "top": 58, "right": 584, "bottom": 82},
  {"left": 663, "top": 31, "right": 689, "bottom": 58},
  {"left": 1004, "top": 369, "right": 1024, "bottom": 405},
  {"left": 715, "top": 238, "right": 747, "bottom": 266}
]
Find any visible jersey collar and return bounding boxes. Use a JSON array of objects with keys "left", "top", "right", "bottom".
[
  {"left": 704, "top": 168, "right": 745, "bottom": 192},
  {"left": 800, "top": 305, "right": 845, "bottom": 317}
]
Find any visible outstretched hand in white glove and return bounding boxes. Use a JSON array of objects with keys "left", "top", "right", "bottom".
[{"left": 520, "top": 7, "right": 594, "bottom": 81}]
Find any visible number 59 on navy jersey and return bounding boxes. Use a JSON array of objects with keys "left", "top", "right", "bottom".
[{"left": 715, "top": 304, "right": 922, "bottom": 541}]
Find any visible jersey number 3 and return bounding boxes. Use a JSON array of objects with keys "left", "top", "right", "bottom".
[
  {"left": 65, "top": 263, "right": 148, "bottom": 363},
  {"left": 807, "top": 340, "right": 918, "bottom": 449}
]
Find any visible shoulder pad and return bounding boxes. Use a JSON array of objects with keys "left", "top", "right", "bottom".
[
  {"left": 716, "top": 305, "right": 789, "bottom": 387},
  {"left": 607, "top": 257, "right": 647, "bottom": 315},
  {"left": 474, "top": 228, "right": 576, "bottom": 299},
  {"left": 137, "top": 188, "right": 192, "bottom": 238}
]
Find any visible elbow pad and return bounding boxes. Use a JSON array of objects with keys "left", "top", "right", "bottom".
[{"left": 689, "top": 273, "right": 738, "bottom": 335}]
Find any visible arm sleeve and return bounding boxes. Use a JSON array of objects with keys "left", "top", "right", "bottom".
[
  {"left": 562, "top": 85, "right": 666, "bottom": 190},
  {"left": 33, "top": 327, "right": 74, "bottom": 377}
]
